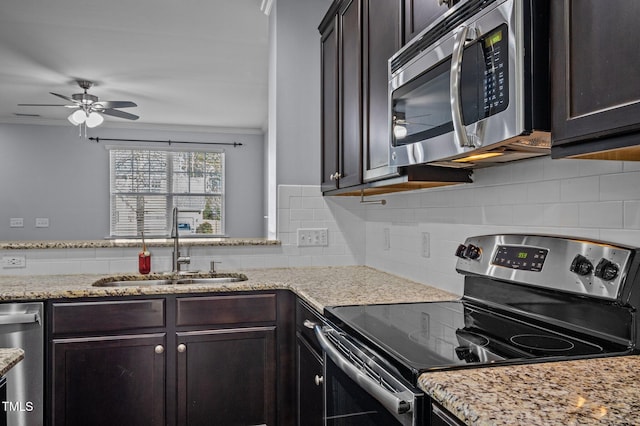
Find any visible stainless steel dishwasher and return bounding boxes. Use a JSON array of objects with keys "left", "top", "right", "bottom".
[{"left": 0, "top": 303, "right": 43, "bottom": 426}]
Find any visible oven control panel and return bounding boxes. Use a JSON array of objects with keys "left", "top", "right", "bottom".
[{"left": 455, "top": 234, "right": 635, "bottom": 300}]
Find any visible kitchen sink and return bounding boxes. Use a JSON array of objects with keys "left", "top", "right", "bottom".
[{"left": 92, "top": 274, "right": 248, "bottom": 287}]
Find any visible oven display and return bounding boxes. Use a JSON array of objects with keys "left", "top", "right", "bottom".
[{"left": 493, "top": 245, "right": 548, "bottom": 271}]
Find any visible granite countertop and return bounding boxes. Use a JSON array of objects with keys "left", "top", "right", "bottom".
[
  {"left": 0, "top": 348, "right": 24, "bottom": 377},
  {"left": 419, "top": 355, "right": 640, "bottom": 425},
  {"left": 0, "top": 238, "right": 280, "bottom": 250},
  {"left": 0, "top": 265, "right": 457, "bottom": 311}
]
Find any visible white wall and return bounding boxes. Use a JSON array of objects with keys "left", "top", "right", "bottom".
[{"left": 0, "top": 123, "right": 265, "bottom": 240}]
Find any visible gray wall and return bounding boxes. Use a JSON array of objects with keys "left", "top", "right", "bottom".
[
  {"left": 0, "top": 123, "right": 265, "bottom": 240},
  {"left": 273, "top": 0, "right": 330, "bottom": 186}
]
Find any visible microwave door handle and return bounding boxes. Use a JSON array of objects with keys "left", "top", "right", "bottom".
[
  {"left": 313, "top": 325, "right": 414, "bottom": 416},
  {"left": 450, "top": 25, "right": 475, "bottom": 148}
]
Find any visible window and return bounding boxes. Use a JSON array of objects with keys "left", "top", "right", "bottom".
[{"left": 109, "top": 148, "right": 224, "bottom": 237}]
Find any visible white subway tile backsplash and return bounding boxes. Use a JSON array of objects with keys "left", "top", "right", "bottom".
[
  {"left": 600, "top": 171, "right": 640, "bottom": 201},
  {"left": 624, "top": 201, "right": 640, "bottom": 229},
  {"left": 543, "top": 158, "right": 581, "bottom": 180},
  {"left": 560, "top": 176, "right": 599, "bottom": 202},
  {"left": 527, "top": 180, "right": 562, "bottom": 203},
  {"left": 579, "top": 201, "right": 623, "bottom": 228}
]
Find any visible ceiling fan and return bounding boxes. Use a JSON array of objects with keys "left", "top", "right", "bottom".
[{"left": 19, "top": 80, "right": 139, "bottom": 128}]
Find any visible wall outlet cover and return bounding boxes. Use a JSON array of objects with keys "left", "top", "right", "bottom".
[
  {"left": 9, "top": 218, "right": 24, "bottom": 228},
  {"left": 2, "top": 256, "right": 26, "bottom": 269}
]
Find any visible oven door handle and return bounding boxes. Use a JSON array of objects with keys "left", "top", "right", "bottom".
[
  {"left": 450, "top": 25, "right": 476, "bottom": 148},
  {"left": 313, "top": 325, "right": 413, "bottom": 416}
]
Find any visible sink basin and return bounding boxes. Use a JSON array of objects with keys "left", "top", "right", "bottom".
[{"left": 92, "top": 274, "right": 248, "bottom": 287}]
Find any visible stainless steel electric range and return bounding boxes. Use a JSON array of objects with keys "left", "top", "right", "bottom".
[{"left": 314, "top": 234, "right": 640, "bottom": 425}]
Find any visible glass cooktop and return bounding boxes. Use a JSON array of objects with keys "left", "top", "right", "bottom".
[{"left": 324, "top": 301, "right": 630, "bottom": 382}]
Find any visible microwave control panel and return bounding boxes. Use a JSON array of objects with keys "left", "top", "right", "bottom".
[{"left": 481, "top": 24, "right": 509, "bottom": 118}]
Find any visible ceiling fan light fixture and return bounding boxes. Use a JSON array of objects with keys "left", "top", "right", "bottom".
[
  {"left": 68, "top": 109, "right": 87, "bottom": 126},
  {"left": 85, "top": 111, "right": 104, "bottom": 128}
]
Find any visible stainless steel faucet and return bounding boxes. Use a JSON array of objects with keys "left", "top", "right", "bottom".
[{"left": 171, "top": 206, "right": 191, "bottom": 273}]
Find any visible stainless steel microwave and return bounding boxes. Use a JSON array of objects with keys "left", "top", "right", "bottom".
[{"left": 389, "top": 0, "right": 551, "bottom": 168}]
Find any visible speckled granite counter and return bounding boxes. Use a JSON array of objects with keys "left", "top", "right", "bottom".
[
  {"left": 0, "top": 265, "right": 457, "bottom": 311},
  {"left": 0, "top": 348, "right": 24, "bottom": 376},
  {"left": 419, "top": 355, "right": 640, "bottom": 425},
  {"left": 0, "top": 238, "right": 280, "bottom": 250}
]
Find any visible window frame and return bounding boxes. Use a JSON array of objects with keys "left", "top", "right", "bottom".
[{"left": 108, "top": 146, "right": 226, "bottom": 238}]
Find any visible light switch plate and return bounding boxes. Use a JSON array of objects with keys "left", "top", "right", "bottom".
[{"left": 297, "top": 228, "right": 328, "bottom": 247}]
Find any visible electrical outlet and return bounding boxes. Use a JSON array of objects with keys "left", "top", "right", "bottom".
[
  {"left": 9, "top": 218, "right": 24, "bottom": 228},
  {"left": 35, "top": 218, "right": 49, "bottom": 228},
  {"left": 2, "top": 255, "right": 26, "bottom": 269},
  {"left": 297, "top": 228, "right": 328, "bottom": 247},
  {"left": 421, "top": 232, "right": 430, "bottom": 258}
]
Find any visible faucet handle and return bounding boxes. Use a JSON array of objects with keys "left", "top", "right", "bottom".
[{"left": 210, "top": 260, "right": 222, "bottom": 273}]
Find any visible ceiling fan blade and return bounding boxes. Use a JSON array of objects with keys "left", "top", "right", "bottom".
[
  {"left": 18, "top": 103, "right": 68, "bottom": 107},
  {"left": 101, "top": 108, "right": 139, "bottom": 120},
  {"left": 49, "top": 92, "right": 77, "bottom": 103},
  {"left": 93, "top": 101, "right": 137, "bottom": 109}
]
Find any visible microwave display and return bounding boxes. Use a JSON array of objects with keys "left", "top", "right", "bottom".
[{"left": 392, "top": 24, "right": 509, "bottom": 147}]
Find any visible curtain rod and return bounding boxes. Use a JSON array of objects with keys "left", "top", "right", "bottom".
[{"left": 88, "top": 137, "right": 243, "bottom": 147}]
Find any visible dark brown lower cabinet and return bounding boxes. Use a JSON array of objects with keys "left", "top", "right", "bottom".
[
  {"left": 296, "top": 336, "right": 323, "bottom": 426},
  {"left": 49, "top": 292, "right": 292, "bottom": 426},
  {"left": 177, "top": 327, "right": 276, "bottom": 426},
  {"left": 51, "top": 334, "right": 166, "bottom": 426}
]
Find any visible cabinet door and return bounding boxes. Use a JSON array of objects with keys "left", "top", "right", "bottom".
[
  {"left": 338, "top": 0, "right": 363, "bottom": 189},
  {"left": 176, "top": 327, "right": 276, "bottom": 426},
  {"left": 296, "top": 336, "right": 324, "bottom": 426},
  {"left": 51, "top": 334, "right": 166, "bottom": 426},
  {"left": 320, "top": 15, "right": 339, "bottom": 192},
  {"left": 404, "top": 0, "right": 453, "bottom": 42},
  {"left": 363, "top": 0, "right": 403, "bottom": 181},
  {"left": 551, "top": 1, "right": 640, "bottom": 155}
]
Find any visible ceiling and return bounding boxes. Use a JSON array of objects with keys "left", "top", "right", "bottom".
[{"left": 0, "top": 0, "right": 269, "bottom": 132}]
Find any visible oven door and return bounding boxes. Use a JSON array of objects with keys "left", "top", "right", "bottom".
[
  {"left": 389, "top": 0, "right": 522, "bottom": 166},
  {"left": 314, "top": 325, "right": 423, "bottom": 426}
]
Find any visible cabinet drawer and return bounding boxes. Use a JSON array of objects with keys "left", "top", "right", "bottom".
[
  {"left": 52, "top": 299, "right": 165, "bottom": 335},
  {"left": 176, "top": 293, "right": 277, "bottom": 327},
  {"left": 296, "top": 299, "right": 324, "bottom": 354}
]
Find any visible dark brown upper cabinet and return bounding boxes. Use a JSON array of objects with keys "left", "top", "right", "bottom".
[
  {"left": 363, "top": 0, "right": 404, "bottom": 182},
  {"left": 320, "top": 0, "right": 363, "bottom": 192},
  {"left": 551, "top": 1, "right": 640, "bottom": 160},
  {"left": 404, "top": 0, "right": 458, "bottom": 43}
]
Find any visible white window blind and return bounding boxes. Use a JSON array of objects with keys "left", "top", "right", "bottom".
[{"left": 109, "top": 148, "right": 224, "bottom": 237}]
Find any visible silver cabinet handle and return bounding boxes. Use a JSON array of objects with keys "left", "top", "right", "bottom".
[
  {"left": 450, "top": 25, "right": 475, "bottom": 148},
  {"left": 154, "top": 345, "right": 164, "bottom": 354},
  {"left": 313, "top": 325, "right": 413, "bottom": 416},
  {"left": 177, "top": 344, "right": 186, "bottom": 353},
  {"left": 303, "top": 319, "right": 317, "bottom": 329},
  {"left": 314, "top": 375, "right": 324, "bottom": 386}
]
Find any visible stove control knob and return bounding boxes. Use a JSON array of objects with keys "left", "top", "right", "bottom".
[
  {"left": 455, "top": 244, "right": 467, "bottom": 258},
  {"left": 595, "top": 259, "right": 619, "bottom": 281},
  {"left": 570, "top": 254, "right": 593, "bottom": 276},
  {"left": 465, "top": 244, "right": 482, "bottom": 260}
]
